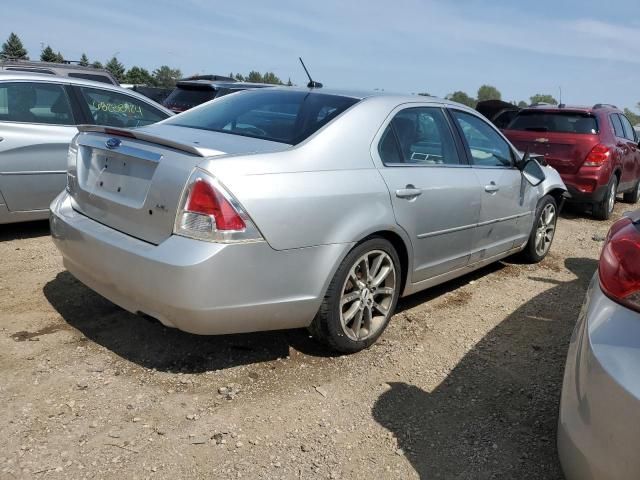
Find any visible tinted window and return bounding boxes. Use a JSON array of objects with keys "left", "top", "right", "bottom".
[
  {"left": 379, "top": 107, "right": 460, "bottom": 165},
  {"left": 0, "top": 82, "right": 73, "bottom": 125},
  {"left": 611, "top": 114, "right": 625, "bottom": 138},
  {"left": 68, "top": 72, "right": 114, "bottom": 85},
  {"left": 78, "top": 86, "right": 167, "bottom": 128},
  {"left": 163, "top": 86, "right": 216, "bottom": 110},
  {"left": 166, "top": 89, "right": 359, "bottom": 145},
  {"left": 619, "top": 114, "right": 636, "bottom": 141},
  {"left": 452, "top": 110, "right": 513, "bottom": 167},
  {"left": 508, "top": 111, "right": 598, "bottom": 134}
]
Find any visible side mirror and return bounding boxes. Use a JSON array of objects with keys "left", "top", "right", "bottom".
[{"left": 522, "top": 158, "right": 546, "bottom": 186}]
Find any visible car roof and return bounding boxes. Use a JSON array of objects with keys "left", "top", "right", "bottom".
[
  {"left": 521, "top": 104, "right": 620, "bottom": 115},
  {"left": 0, "top": 71, "right": 173, "bottom": 114},
  {"left": 0, "top": 60, "right": 118, "bottom": 84},
  {"left": 175, "top": 79, "right": 276, "bottom": 89}
]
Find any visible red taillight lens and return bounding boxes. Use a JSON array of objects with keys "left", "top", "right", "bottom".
[
  {"left": 599, "top": 217, "right": 640, "bottom": 312},
  {"left": 584, "top": 144, "right": 610, "bottom": 167},
  {"left": 185, "top": 178, "right": 245, "bottom": 231}
]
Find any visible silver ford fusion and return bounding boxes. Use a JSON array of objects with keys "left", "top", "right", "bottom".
[
  {"left": 558, "top": 211, "right": 640, "bottom": 479},
  {"left": 50, "top": 88, "right": 566, "bottom": 352}
]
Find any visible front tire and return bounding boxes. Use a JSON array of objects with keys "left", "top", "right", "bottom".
[
  {"left": 309, "top": 238, "right": 401, "bottom": 353},
  {"left": 521, "top": 195, "right": 558, "bottom": 263},
  {"left": 593, "top": 176, "right": 617, "bottom": 220}
]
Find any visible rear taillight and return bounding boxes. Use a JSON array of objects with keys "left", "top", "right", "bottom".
[
  {"left": 599, "top": 217, "right": 640, "bottom": 312},
  {"left": 583, "top": 144, "right": 610, "bottom": 167},
  {"left": 174, "top": 169, "right": 262, "bottom": 243}
]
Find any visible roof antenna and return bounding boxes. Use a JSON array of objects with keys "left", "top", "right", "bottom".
[
  {"left": 559, "top": 86, "right": 564, "bottom": 108},
  {"left": 299, "top": 57, "right": 323, "bottom": 89}
]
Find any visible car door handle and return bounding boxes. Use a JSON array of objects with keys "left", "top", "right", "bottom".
[
  {"left": 395, "top": 186, "right": 422, "bottom": 199},
  {"left": 484, "top": 182, "right": 499, "bottom": 193}
]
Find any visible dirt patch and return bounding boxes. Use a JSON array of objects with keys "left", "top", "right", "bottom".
[{"left": 0, "top": 204, "right": 623, "bottom": 479}]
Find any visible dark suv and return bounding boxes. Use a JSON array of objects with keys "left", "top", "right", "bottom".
[
  {"left": 503, "top": 104, "right": 640, "bottom": 219},
  {"left": 163, "top": 76, "right": 272, "bottom": 113}
]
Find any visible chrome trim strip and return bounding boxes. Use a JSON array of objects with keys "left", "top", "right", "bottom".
[
  {"left": 78, "top": 136, "right": 163, "bottom": 162},
  {"left": 416, "top": 211, "right": 532, "bottom": 239},
  {"left": 0, "top": 170, "right": 66, "bottom": 175}
]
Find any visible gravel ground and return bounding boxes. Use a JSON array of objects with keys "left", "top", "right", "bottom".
[{"left": 0, "top": 202, "right": 629, "bottom": 479}]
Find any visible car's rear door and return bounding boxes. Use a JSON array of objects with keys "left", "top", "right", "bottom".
[
  {"left": 373, "top": 105, "right": 482, "bottom": 283},
  {"left": 449, "top": 109, "right": 536, "bottom": 259},
  {"left": 618, "top": 114, "right": 640, "bottom": 189},
  {"left": 0, "top": 80, "right": 76, "bottom": 212}
]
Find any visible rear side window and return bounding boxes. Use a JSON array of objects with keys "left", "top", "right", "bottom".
[
  {"left": 77, "top": 86, "right": 168, "bottom": 128},
  {"left": 611, "top": 114, "right": 625, "bottom": 138},
  {"left": 0, "top": 82, "right": 73, "bottom": 125},
  {"left": 166, "top": 89, "right": 359, "bottom": 145},
  {"left": 508, "top": 111, "right": 598, "bottom": 134},
  {"left": 163, "top": 87, "right": 216, "bottom": 110},
  {"left": 619, "top": 114, "right": 637, "bottom": 141},
  {"left": 452, "top": 110, "right": 513, "bottom": 167},
  {"left": 378, "top": 107, "right": 460, "bottom": 165}
]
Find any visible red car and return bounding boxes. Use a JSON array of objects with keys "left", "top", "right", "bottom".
[{"left": 503, "top": 104, "right": 640, "bottom": 219}]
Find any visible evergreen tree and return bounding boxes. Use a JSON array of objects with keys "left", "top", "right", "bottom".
[
  {"left": 286, "top": 77, "right": 293, "bottom": 87},
  {"left": 234, "top": 73, "right": 245, "bottom": 81},
  {"left": 262, "top": 72, "right": 282, "bottom": 85},
  {"left": 152, "top": 65, "right": 182, "bottom": 87},
  {"left": 246, "top": 70, "right": 263, "bottom": 83},
  {"left": 55, "top": 51, "right": 64, "bottom": 63},
  {"left": 40, "top": 45, "right": 58, "bottom": 62},
  {"left": 105, "top": 56, "right": 126, "bottom": 82},
  {"left": 1, "top": 32, "right": 29, "bottom": 59},
  {"left": 79, "top": 53, "right": 89, "bottom": 67},
  {"left": 125, "top": 66, "right": 155, "bottom": 85},
  {"left": 91, "top": 61, "right": 103, "bottom": 69}
]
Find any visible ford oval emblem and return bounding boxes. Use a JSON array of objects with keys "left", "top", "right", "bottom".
[{"left": 106, "top": 137, "right": 122, "bottom": 149}]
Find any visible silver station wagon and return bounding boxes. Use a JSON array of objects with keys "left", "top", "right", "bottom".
[
  {"left": 0, "top": 72, "right": 172, "bottom": 224},
  {"left": 50, "top": 88, "right": 566, "bottom": 352}
]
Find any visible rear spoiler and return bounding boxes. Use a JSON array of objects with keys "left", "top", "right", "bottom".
[{"left": 76, "top": 125, "right": 211, "bottom": 157}]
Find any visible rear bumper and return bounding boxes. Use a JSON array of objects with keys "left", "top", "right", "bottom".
[
  {"left": 560, "top": 169, "right": 611, "bottom": 204},
  {"left": 558, "top": 276, "right": 640, "bottom": 480},
  {"left": 49, "top": 191, "right": 350, "bottom": 335},
  {"left": 564, "top": 183, "right": 608, "bottom": 203}
]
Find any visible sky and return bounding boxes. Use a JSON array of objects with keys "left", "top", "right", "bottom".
[{"left": 3, "top": 0, "right": 640, "bottom": 109}]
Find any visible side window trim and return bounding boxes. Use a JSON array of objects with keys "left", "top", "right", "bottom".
[
  {"left": 447, "top": 108, "right": 517, "bottom": 169},
  {"left": 619, "top": 113, "right": 636, "bottom": 142},
  {"left": 0, "top": 80, "right": 76, "bottom": 127},
  {"left": 378, "top": 105, "right": 469, "bottom": 168},
  {"left": 610, "top": 114, "right": 625, "bottom": 139}
]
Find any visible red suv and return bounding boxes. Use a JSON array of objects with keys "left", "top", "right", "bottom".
[{"left": 503, "top": 104, "right": 640, "bottom": 219}]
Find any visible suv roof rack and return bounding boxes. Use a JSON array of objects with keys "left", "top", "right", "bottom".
[
  {"left": 593, "top": 103, "right": 618, "bottom": 110},
  {"left": 529, "top": 102, "right": 554, "bottom": 107},
  {"left": 180, "top": 74, "right": 236, "bottom": 82}
]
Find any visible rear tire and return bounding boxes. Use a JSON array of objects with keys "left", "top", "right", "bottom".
[
  {"left": 593, "top": 176, "right": 617, "bottom": 220},
  {"left": 309, "top": 238, "right": 401, "bottom": 353},
  {"left": 623, "top": 180, "right": 640, "bottom": 204},
  {"left": 520, "top": 195, "right": 558, "bottom": 263}
]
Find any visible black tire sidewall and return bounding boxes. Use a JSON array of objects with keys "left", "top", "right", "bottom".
[
  {"left": 319, "top": 238, "right": 401, "bottom": 353},
  {"left": 523, "top": 195, "right": 557, "bottom": 263},
  {"left": 594, "top": 176, "right": 617, "bottom": 220}
]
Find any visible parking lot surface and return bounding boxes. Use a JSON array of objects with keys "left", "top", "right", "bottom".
[{"left": 0, "top": 204, "right": 625, "bottom": 479}]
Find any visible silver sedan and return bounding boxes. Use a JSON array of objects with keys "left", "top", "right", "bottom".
[
  {"left": 558, "top": 210, "right": 640, "bottom": 479},
  {"left": 50, "top": 87, "right": 566, "bottom": 352}
]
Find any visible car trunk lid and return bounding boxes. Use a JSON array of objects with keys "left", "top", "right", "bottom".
[
  {"left": 69, "top": 125, "right": 287, "bottom": 245},
  {"left": 504, "top": 129, "right": 600, "bottom": 175}
]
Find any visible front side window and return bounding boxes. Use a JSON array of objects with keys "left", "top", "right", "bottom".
[
  {"left": 619, "top": 114, "right": 637, "bottom": 141},
  {"left": 0, "top": 82, "right": 72, "bottom": 125},
  {"left": 78, "top": 86, "right": 167, "bottom": 128},
  {"left": 378, "top": 107, "right": 460, "bottom": 165},
  {"left": 452, "top": 110, "right": 513, "bottom": 167},
  {"left": 166, "top": 89, "right": 359, "bottom": 145}
]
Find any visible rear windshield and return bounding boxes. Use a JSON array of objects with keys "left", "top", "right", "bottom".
[
  {"left": 164, "top": 86, "right": 216, "bottom": 109},
  {"left": 507, "top": 111, "right": 598, "bottom": 134},
  {"left": 165, "top": 89, "right": 360, "bottom": 145}
]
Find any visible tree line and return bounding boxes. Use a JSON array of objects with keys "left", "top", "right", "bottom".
[
  {"left": 2, "top": 32, "right": 640, "bottom": 123},
  {"left": 0, "top": 32, "right": 286, "bottom": 88}
]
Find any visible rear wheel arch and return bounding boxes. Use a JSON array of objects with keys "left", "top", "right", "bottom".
[{"left": 362, "top": 230, "right": 410, "bottom": 295}]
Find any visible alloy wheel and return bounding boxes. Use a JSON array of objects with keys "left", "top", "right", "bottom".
[
  {"left": 339, "top": 250, "right": 396, "bottom": 342},
  {"left": 534, "top": 203, "right": 556, "bottom": 257},
  {"left": 608, "top": 181, "right": 616, "bottom": 213}
]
